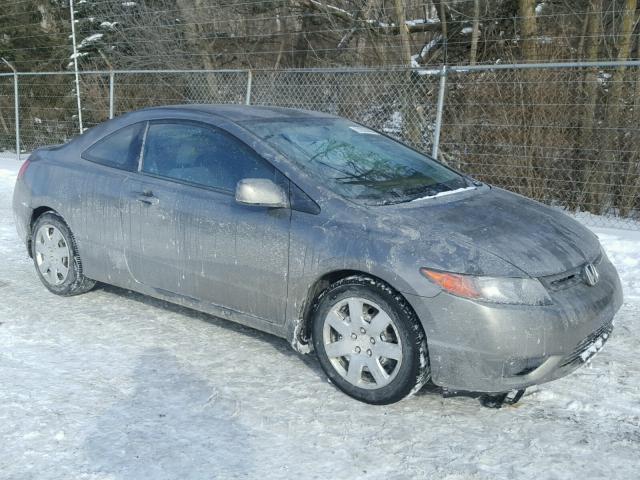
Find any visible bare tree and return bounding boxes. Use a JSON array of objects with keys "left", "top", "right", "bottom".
[
  {"left": 393, "top": 0, "right": 414, "bottom": 65},
  {"left": 607, "top": 0, "right": 638, "bottom": 124},
  {"left": 607, "top": 0, "right": 639, "bottom": 213},
  {"left": 518, "top": 0, "right": 537, "bottom": 61},
  {"left": 581, "top": 0, "right": 603, "bottom": 137},
  {"left": 578, "top": 0, "right": 604, "bottom": 209},
  {"left": 470, "top": 0, "right": 481, "bottom": 65}
]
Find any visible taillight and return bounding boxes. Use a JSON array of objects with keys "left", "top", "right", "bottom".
[{"left": 17, "top": 158, "right": 31, "bottom": 180}]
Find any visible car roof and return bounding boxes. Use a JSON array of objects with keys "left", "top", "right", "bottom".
[{"left": 138, "top": 104, "right": 336, "bottom": 122}]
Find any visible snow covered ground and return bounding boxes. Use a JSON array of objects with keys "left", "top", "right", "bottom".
[{"left": 0, "top": 154, "right": 639, "bottom": 479}]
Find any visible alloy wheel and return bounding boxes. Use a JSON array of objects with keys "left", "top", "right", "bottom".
[
  {"left": 322, "top": 297, "right": 403, "bottom": 389},
  {"left": 34, "top": 224, "right": 71, "bottom": 285}
]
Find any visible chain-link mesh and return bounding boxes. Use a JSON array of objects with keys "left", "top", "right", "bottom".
[
  {"left": 16, "top": 75, "right": 80, "bottom": 151},
  {"left": 0, "top": 76, "right": 15, "bottom": 153},
  {"left": 81, "top": 74, "right": 112, "bottom": 132},
  {"left": 3, "top": 66, "right": 639, "bottom": 229},
  {"left": 441, "top": 66, "right": 640, "bottom": 229},
  {"left": 251, "top": 69, "right": 440, "bottom": 154},
  {"left": 113, "top": 71, "right": 248, "bottom": 115},
  {"left": 14, "top": 73, "right": 110, "bottom": 151}
]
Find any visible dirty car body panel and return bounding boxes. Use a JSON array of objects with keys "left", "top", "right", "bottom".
[{"left": 13, "top": 105, "right": 623, "bottom": 394}]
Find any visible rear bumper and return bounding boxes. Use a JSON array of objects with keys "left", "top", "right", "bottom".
[
  {"left": 12, "top": 176, "right": 32, "bottom": 251},
  {"left": 405, "top": 255, "right": 623, "bottom": 393}
]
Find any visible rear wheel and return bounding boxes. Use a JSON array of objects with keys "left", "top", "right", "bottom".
[
  {"left": 312, "top": 276, "right": 429, "bottom": 404},
  {"left": 31, "top": 212, "right": 95, "bottom": 296}
]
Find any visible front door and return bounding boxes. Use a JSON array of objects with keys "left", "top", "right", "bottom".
[{"left": 123, "top": 120, "right": 290, "bottom": 323}]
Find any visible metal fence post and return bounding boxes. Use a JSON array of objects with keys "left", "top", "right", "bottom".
[
  {"left": 13, "top": 72, "right": 19, "bottom": 161},
  {"left": 109, "top": 71, "right": 115, "bottom": 119},
  {"left": 432, "top": 65, "right": 447, "bottom": 160},
  {"left": 69, "top": 0, "right": 83, "bottom": 133},
  {"left": 245, "top": 70, "right": 253, "bottom": 105},
  {"left": 2, "top": 58, "right": 20, "bottom": 161}
]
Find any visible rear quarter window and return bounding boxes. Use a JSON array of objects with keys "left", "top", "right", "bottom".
[{"left": 82, "top": 123, "right": 145, "bottom": 171}]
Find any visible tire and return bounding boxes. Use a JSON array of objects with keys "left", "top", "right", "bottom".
[
  {"left": 311, "top": 275, "right": 429, "bottom": 405},
  {"left": 31, "top": 212, "right": 96, "bottom": 296}
]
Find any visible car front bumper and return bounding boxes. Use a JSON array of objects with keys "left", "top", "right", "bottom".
[{"left": 405, "top": 254, "right": 623, "bottom": 393}]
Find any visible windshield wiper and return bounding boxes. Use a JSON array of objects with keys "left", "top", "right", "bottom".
[
  {"left": 464, "top": 175, "right": 483, "bottom": 187},
  {"left": 402, "top": 184, "right": 447, "bottom": 199}
]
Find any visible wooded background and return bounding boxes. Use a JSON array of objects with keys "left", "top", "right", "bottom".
[
  {"left": 1, "top": 1, "right": 639, "bottom": 221},
  {"left": 2, "top": 0, "right": 639, "bottom": 70}
]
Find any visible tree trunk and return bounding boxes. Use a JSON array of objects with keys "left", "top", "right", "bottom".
[
  {"left": 576, "top": 5, "right": 591, "bottom": 60},
  {"left": 393, "top": 0, "right": 413, "bottom": 65},
  {"left": 0, "top": 108, "right": 9, "bottom": 136},
  {"left": 607, "top": 0, "right": 639, "bottom": 214},
  {"left": 581, "top": 0, "right": 603, "bottom": 136},
  {"left": 432, "top": 0, "right": 449, "bottom": 62},
  {"left": 607, "top": 0, "right": 638, "bottom": 124},
  {"left": 618, "top": 36, "right": 640, "bottom": 216},
  {"left": 175, "top": 0, "right": 218, "bottom": 98},
  {"left": 273, "top": 2, "right": 288, "bottom": 69},
  {"left": 470, "top": 0, "right": 480, "bottom": 65},
  {"left": 293, "top": 8, "right": 314, "bottom": 67},
  {"left": 176, "top": 0, "right": 215, "bottom": 70},
  {"left": 577, "top": 0, "right": 603, "bottom": 211},
  {"left": 518, "top": 0, "right": 537, "bottom": 61},
  {"left": 36, "top": 2, "right": 56, "bottom": 32},
  {"left": 393, "top": 0, "right": 421, "bottom": 146}
]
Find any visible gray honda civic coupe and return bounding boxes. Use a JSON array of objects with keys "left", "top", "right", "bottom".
[{"left": 13, "top": 105, "right": 623, "bottom": 405}]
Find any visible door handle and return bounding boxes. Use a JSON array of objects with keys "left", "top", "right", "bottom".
[{"left": 133, "top": 191, "right": 159, "bottom": 205}]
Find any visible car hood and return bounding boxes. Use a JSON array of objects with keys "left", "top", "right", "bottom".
[{"left": 375, "top": 186, "right": 600, "bottom": 278}]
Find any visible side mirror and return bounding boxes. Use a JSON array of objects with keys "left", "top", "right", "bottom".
[{"left": 235, "top": 178, "right": 289, "bottom": 208}]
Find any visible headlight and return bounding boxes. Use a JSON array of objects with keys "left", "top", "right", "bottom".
[{"left": 420, "top": 268, "right": 552, "bottom": 306}]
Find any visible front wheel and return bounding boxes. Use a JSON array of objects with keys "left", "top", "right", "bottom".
[
  {"left": 312, "top": 276, "right": 429, "bottom": 404},
  {"left": 31, "top": 212, "right": 96, "bottom": 296}
]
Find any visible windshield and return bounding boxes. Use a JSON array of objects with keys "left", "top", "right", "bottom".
[{"left": 242, "top": 117, "right": 469, "bottom": 205}]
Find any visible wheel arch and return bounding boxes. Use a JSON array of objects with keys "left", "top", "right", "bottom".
[
  {"left": 290, "top": 268, "right": 423, "bottom": 354},
  {"left": 26, "top": 206, "right": 60, "bottom": 257}
]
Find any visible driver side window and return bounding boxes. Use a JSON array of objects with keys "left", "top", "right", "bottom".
[{"left": 142, "top": 122, "right": 276, "bottom": 192}]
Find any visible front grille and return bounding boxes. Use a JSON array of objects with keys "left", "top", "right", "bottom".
[
  {"left": 560, "top": 321, "right": 613, "bottom": 368},
  {"left": 541, "top": 253, "right": 603, "bottom": 292},
  {"left": 547, "top": 272, "right": 582, "bottom": 291}
]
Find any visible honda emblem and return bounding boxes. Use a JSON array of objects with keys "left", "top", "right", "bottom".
[{"left": 583, "top": 263, "right": 599, "bottom": 286}]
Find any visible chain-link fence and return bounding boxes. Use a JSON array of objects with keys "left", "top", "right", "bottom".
[{"left": 1, "top": 62, "right": 639, "bottom": 229}]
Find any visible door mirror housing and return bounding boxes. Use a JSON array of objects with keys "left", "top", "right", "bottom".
[{"left": 235, "top": 178, "right": 289, "bottom": 208}]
